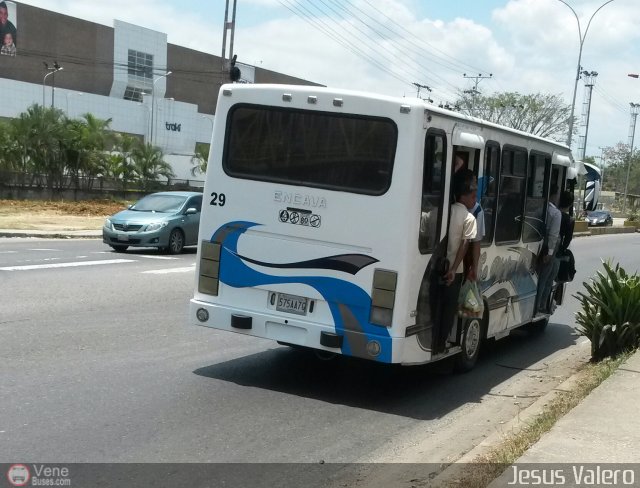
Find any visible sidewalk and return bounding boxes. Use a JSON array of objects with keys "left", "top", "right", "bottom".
[
  {"left": 507, "top": 349, "right": 640, "bottom": 463},
  {"left": 0, "top": 228, "right": 101, "bottom": 238},
  {"left": 486, "top": 350, "right": 640, "bottom": 486}
]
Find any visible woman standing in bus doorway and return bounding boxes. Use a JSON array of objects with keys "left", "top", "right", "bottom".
[{"left": 438, "top": 178, "right": 477, "bottom": 353}]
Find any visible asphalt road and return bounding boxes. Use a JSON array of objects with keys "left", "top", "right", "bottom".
[{"left": 1, "top": 234, "right": 639, "bottom": 466}]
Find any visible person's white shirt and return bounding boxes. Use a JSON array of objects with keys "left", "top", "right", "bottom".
[
  {"left": 470, "top": 202, "right": 485, "bottom": 243},
  {"left": 546, "top": 202, "right": 561, "bottom": 255},
  {"left": 446, "top": 202, "right": 477, "bottom": 273}
]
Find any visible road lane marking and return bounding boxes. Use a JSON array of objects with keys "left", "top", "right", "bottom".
[
  {"left": 92, "top": 251, "right": 177, "bottom": 260},
  {"left": 0, "top": 259, "right": 135, "bottom": 271},
  {"left": 0, "top": 251, "right": 18, "bottom": 254},
  {"left": 28, "top": 248, "right": 61, "bottom": 251},
  {"left": 142, "top": 265, "right": 195, "bottom": 274},
  {"left": 135, "top": 255, "right": 178, "bottom": 260}
]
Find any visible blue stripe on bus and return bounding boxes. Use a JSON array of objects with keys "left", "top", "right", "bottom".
[{"left": 211, "top": 221, "right": 392, "bottom": 363}]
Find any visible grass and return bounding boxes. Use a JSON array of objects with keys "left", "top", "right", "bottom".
[
  {"left": 0, "top": 198, "right": 129, "bottom": 230},
  {"left": 444, "top": 351, "right": 632, "bottom": 488}
]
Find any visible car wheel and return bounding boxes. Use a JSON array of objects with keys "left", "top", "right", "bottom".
[
  {"left": 167, "top": 228, "right": 185, "bottom": 254},
  {"left": 454, "top": 317, "right": 484, "bottom": 373},
  {"left": 111, "top": 245, "right": 128, "bottom": 253}
]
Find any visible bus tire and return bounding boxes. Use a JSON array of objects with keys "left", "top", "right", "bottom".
[{"left": 454, "top": 317, "right": 483, "bottom": 373}]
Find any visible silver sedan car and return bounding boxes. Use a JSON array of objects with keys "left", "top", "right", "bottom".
[{"left": 103, "top": 191, "right": 202, "bottom": 254}]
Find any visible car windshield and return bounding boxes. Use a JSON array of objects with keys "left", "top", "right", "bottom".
[
  {"left": 130, "top": 195, "right": 186, "bottom": 213},
  {"left": 587, "top": 211, "right": 608, "bottom": 217}
]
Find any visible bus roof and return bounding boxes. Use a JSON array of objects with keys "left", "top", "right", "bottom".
[{"left": 220, "top": 83, "right": 573, "bottom": 156}]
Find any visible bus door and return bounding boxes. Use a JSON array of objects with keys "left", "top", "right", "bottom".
[{"left": 416, "top": 129, "right": 447, "bottom": 352}]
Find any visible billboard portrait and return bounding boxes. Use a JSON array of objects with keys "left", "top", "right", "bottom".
[{"left": 0, "top": 0, "right": 17, "bottom": 57}]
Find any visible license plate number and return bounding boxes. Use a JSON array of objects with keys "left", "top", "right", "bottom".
[
  {"left": 117, "top": 234, "right": 129, "bottom": 242},
  {"left": 276, "top": 293, "right": 308, "bottom": 316}
]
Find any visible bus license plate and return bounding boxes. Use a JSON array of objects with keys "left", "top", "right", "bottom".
[{"left": 276, "top": 293, "right": 308, "bottom": 316}]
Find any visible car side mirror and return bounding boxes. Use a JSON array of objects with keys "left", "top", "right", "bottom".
[{"left": 185, "top": 207, "right": 198, "bottom": 215}]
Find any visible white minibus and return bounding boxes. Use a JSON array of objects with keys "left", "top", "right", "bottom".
[{"left": 189, "top": 84, "right": 577, "bottom": 369}]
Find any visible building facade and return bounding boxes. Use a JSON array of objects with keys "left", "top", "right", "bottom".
[{"left": 0, "top": 2, "right": 320, "bottom": 180}]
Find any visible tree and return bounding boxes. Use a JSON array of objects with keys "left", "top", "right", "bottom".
[
  {"left": 10, "top": 105, "right": 67, "bottom": 190},
  {"left": 601, "top": 143, "right": 640, "bottom": 195},
  {"left": 455, "top": 92, "right": 575, "bottom": 142},
  {"left": 107, "top": 133, "right": 139, "bottom": 195},
  {"left": 190, "top": 143, "right": 210, "bottom": 177},
  {"left": 131, "top": 143, "right": 174, "bottom": 191}
]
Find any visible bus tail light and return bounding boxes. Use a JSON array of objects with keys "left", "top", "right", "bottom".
[
  {"left": 198, "top": 240, "right": 221, "bottom": 296},
  {"left": 370, "top": 270, "right": 397, "bottom": 327}
]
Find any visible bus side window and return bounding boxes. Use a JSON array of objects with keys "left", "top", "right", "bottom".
[
  {"left": 495, "top": 146, "right": 527, "bottom": 244},
  {"left": 481, "top": 142, "right": 499, "bottom": 245},
  {"left": 523, "top": 152, "right": 551, "bottom": 243},
  {"left": 419, "top": 130, "right": 446, "bottom": 254}
]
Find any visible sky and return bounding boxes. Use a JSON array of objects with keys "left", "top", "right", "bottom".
[{"left": 15, "top": 0, "right": 640, "bottom": 162}]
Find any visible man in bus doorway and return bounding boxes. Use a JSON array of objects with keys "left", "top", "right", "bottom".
[
  {"left": 455, "top": 168, "right": 485, "bottom": 281},
  {"left": 536, "top": 184, "right": 561, "bottom": 314},
  {"left": 438, "top": 177, "right": 477, "bottom": 353}
]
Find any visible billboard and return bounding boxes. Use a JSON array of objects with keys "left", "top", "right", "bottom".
[{"left": 0, "top": 0, "right": 17, "bottom": 56}]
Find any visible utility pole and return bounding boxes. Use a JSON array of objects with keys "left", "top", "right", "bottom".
[
  {"left": 412, "top": 82, "right": 431, "bottom": 99},
  {"left": 598, "top": 146, "right": 606, "bottom": 190},
  {"left": 622, "top": 103, "right": 640, "bottom": 214},
  {"left": 463, "top": 73, "right": 492, "bottom": 93},
  {"left": 463, "top": 73, "right": 492, "bottom": 115},
  {"left": 221, "top": 0, "right": 238, "bottom": 85},
  {"left": 577, "top": 70, "right": 598, "bottom": 160}
]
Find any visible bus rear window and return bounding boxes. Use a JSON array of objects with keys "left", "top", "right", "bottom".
[{"left": 223, "top": 104, "right": 397, "bottom": 195}]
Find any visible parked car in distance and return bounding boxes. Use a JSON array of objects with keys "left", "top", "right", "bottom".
[
  {"left": 586, "top": 210, "right": 613, "bottom": 227},
  {"left": 103, "top": 191, "right": 202, "bottom": 254}
]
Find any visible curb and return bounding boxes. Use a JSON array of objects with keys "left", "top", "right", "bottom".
[
  {"left": 427, "top": 340, "right": 599, "bottom": 487},
  {"left": 0, "top": 231, "right": 101, "bottom": 239}
]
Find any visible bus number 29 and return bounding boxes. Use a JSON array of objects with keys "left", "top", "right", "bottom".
[{"left": 210, "top": 192, "right": 226, "bottom": 206}]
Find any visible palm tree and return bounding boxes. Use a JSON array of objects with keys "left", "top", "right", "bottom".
[
  {"left": 131, "top": 142, "right": 174, "bottom": 192},
  {"left": 190, "top": 143, "right": 210, "bottom": 177},
  {"left": 74, "top": 113, "right": 113, "bottom": 189},
  {"left": 108, "top": 133, "right": 139, "bottom": 195},
  {"left": 11, "top": 105, "right": 66, "bottom": 190}
]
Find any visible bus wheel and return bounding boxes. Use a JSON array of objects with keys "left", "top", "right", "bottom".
[{"left": 454, "top": 317, "right": 483, "bottom": 373}]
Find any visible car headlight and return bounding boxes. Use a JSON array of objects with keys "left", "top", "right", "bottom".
[
  {"left": 104, "top": 218, "right": 113, "bottom": 230},
  {"left": 145, "top": 221, "right": 169, "bottom": 232}
]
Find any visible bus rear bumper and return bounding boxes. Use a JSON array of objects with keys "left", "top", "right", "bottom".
[{"left": 190, "top": 298, "right": 400, "bottom": 363}]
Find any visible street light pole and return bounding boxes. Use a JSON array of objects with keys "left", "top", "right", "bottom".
[
  {"left": 150, "top": 71, "right": 172, "bottom": 145},
  {"left": 622, "top": 103, "right": 640, "bottom": 214},
  {"left": 65, "top": 92, "right": 83, "bottom": 115},
  {"left": 556, "top": 0, "right": 614, "bottom": 148},
  {"left": 201, "top": 115, "right": 214, "bottom": 141},
  {"left": 42, "top": 62, "right": 63, "bottom": 108}
]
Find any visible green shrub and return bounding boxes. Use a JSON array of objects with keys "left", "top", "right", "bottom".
[
  {"left": 574, "top": 261, "right": 640, "bottom": 361},
  {"left": 627, "top": 209, "right": 639, "bottom": 222}
]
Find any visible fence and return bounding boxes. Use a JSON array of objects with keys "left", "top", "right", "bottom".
[{"left": 0, "top": 171, "right": 204, "bottom": 201}]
